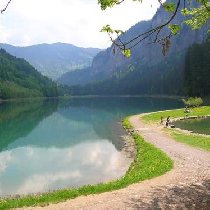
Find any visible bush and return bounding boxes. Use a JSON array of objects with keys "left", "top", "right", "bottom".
[{"left": 182, "top": 97, "right": 203, "bottom": 108}]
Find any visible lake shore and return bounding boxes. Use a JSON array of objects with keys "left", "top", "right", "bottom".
[
  {"left": 2, "top": 106, "right": 210, "bottom": 209},
  {"left": 141, "top": 106, "right": 210, "bottom": 151},
  {"left": 0, "top": 116, "right": 172, "bottom": 209},
  {"left": 15, "top": 113, "right": 210, "bottom": 210}
]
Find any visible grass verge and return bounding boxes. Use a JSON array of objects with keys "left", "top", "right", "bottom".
[
  {"left": 0, "top": 118, "right": 173, "bottom": 209},
  {"left": 141, "top": 106, "right": 210, "bottom": 151},
  {"left": 169, "top": 130, "right": 210, "bottom": 151},
  {"left": 141, "top": 106, "right": 210, "bottom": 124}
]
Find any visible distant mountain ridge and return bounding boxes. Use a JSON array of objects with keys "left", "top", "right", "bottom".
[
  {"left": 0, "top": 42, "right": 101, "bottom": 80},
  {"left": 58, "top": 0, "right": 208, "bottom": 95}
]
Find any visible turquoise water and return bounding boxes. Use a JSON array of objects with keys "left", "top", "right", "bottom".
[
  {"left": 0, "top": 97, "right": 182, "bottom": 196},
  {"left": 174, "top": 117, "right": 210, "bottom": 135}
]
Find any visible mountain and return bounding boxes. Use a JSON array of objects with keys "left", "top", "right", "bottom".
[
  {"left": 0, "top": 43, "right": 101, "bottom": 80},
  {"left": 0, "top": 49, "right": 59, "bottom": 99},
  {"left": 59, "top": 0, "right": 208, "bottom": 96},
  {"left": 58, "top": 20, "right": 152, "bottom": 86},
  {"left": 69, "top": 50, "right": 186, "bottom": 96}
]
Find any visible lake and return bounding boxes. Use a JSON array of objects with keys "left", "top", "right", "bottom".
[
  {"left": 174, "top": 117, "right": 210, "bottom": 135},
  {"left": 0, "top": 97, "right": 182, "bottom": 197}
]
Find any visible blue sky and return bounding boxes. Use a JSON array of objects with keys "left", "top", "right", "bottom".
[{"left": 0, "top": 0, "right": 161, "bottom": 48}]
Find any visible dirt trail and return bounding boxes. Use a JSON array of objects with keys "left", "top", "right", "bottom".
[{"left": 21, "top": 114, "right": 210, "bottom": 210}]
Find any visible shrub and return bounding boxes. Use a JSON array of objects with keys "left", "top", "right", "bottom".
[{"left": 182, "top": 97, "right": 203, "bottom": 108}]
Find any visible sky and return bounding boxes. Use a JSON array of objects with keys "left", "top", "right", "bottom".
[{"left": 0, "top": 0, "right": 161, "bottom": 49}]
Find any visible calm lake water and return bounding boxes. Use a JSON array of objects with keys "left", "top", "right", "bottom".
[
  {"left": 0, "top": 97, "right": 182, "bottom": 196},
  {"left": 174, "top": 117, "right": 210, "bottom": 135}
]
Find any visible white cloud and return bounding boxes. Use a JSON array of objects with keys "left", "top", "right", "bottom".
[
  {"left": 0, "top": 0, "right": 161, "bottom": 48},
  {"left": 0, "top": 151, "right": 12, "bottom": 173},
  {"left": 0, "top": 141, "right": 130, "bottom": 196},
  {"left": 17, "top": 171, "right": 82, "bottom": 194}
]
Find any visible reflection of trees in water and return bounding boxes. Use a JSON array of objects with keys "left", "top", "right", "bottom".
[
  {"left": 58, "top": 106, "right": 126, "bottom": 151},
  {"left": 174, "top": 118, "right": 210, "bottom": 135},
  {"left": 0, "top": 100, "right": 58, "bottom": 151},
  {"left": 58, "top": 97, "right": 182, "bottom": 150},
  {"left": 58, "top": 97, "right": 182, "bottom": 116},
  {"left": 0, "top": 97, "right": 182, "bottom": 151}
]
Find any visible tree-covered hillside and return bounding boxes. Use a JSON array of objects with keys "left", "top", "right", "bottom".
[
  {"left": 184, "top": 39, "right": 210, "bottom": 96},
  {"left": 70, "top": 39, "right": 209, "bottom": 97},
  {"left": 0, "top": 49, "right": 59, "bottom": 99},
  {"left": 59, "top": 0, "right": 208, "bottom": 93},
  {"left": 69, "top": 51, "right": 185, "bottom": 95}
]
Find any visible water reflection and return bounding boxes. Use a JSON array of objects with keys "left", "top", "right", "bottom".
[
  {"left": 0, "top": 97, "right": 182, "bottom": 151},
  {"left": 0, "top": 97, "right": 182, "bottom": 196},
  {"left": 174, "top": 117, "right": 210, "bottom": 135},
  {"left": 0, "top": 141, "right": 126, "bottom": 196},
  {"left": 0, "top": 100, "right": 58, "bottom": 151}
]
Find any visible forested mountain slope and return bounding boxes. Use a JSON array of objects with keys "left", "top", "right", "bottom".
[
  {"left": 184, "top": 39, "right": 210, "bottom": 96},
  {"left": 59, "top": 0, "right": 208, "bottom": 96},
  {"left": 0, "top": 49, "right": 59, "bottom": 99},
  {"left": 69, "top": 51, "right": 185, "bottom": 95},
  {"left": 0, "top": 43, "right": 101, "bottom": 80},
  {"left": 70, "top": 39, "right": 209, "bottom": 96}
]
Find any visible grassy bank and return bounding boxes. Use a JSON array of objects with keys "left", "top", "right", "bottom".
[
  {"left": 141, "top": 106, "right": 210, "bottom": 151},
  {"left": 169, "top": 131, "right": 210, "bottom": 151},
  {"left": 0, "top": 118, "right": 173, "bottom": 209},
  {"left": 141, "top": 106, "right": 210, "bottom": 124}
]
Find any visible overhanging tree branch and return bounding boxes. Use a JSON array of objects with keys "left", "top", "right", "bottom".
[
  {"left": 100, "top": 0, "right": 210, "bottom": 57},
  {"left": 110, "top": 0, "right": 181, "bottom": 51},
  {"left": 1, "top": 0, "right": 12, "bottom": 14}
]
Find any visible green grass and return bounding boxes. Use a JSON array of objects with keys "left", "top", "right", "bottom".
[
  {"left": 141, "top": 106, "right": 210, "bottom": 124},
  {"left": 0, "top": 118, "right": 173, "bottom": 209},
  {"left": 141, "top": 106, "right": 210, "bottom": 151},
  {"left": 122, "top": 117, "right": 133, "bottom": 129},
  {"left": 169, "top": 130, "right": 210, "bottom": 151}
]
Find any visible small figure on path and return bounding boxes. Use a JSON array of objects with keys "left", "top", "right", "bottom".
[
  {"left": 166, "top": 116, "right": 170, "bottom": 127},
  {"left": 165, "top": 116, "right": 175, "bottom": 128},
  {"left": 184, "top": 106, "right": 190, "bottom": 113}
]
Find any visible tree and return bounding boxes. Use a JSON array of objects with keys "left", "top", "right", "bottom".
[
  {"left": 99, "top": 0, "right": 210, "bottom": 57},
  {"left": 183, "top": 39, "right": 210, "bottom": 96},
  {"left": 182, "top": 97, "right": 203, "bottom": 107}
]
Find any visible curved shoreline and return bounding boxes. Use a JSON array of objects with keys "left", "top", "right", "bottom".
[
  {"left": 1, "top": 116, "right": 173, "bottom": 209},
  {"left": 172, "top": 115, "right": 210, "bottom": 137},
  {"left": 16, "top": 114, "right": 210, "bottom": 209}
]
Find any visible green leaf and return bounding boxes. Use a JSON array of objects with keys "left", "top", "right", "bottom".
[
  {"left": 98, "top": 0, "right": 117, "bottom": 10},
  {"left": 98, "top": 0, "right": 143, "bottom": 10},
  {"left": 122, "top": 49, "right": 131, "bottom": 57},
  {"left": 100, "top": 25, "right": 113, "bottom": 33},
  {"left": 114, "top": 29, "right": 124, "bottom": 34},
  {"left": 181, "top": 8, "right": 188, "bottom": 16},
  {"left": 168, "top": 24, "right": 180, "bottom": 35},
  {"left": 163, "top": 2, "right": 175, "bottom": 13},
  {"left": 183, "top": 4, "right": 210, "bottom": 30}
]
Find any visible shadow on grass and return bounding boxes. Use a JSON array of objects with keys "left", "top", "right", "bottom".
[{"left": 125, "top": 179, "right": 210, "bottom": 209}]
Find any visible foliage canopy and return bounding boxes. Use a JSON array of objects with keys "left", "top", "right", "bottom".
[{"left": 182, "top": 97, "right": 203, "bottom": 107}]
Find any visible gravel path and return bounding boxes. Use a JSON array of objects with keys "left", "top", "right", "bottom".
[{"left": 21, "top": 114, "right": 210, "bottom": 210}]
